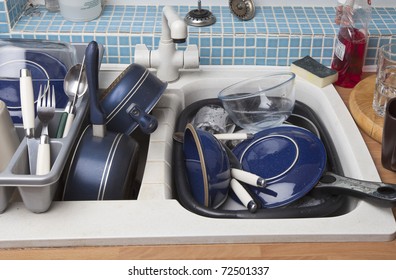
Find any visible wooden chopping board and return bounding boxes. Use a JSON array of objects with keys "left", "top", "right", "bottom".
[{"left": 349, "top": 74, "right": 384, "bottom": 143}]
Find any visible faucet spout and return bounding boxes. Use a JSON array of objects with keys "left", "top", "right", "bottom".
[
  {"left": 134, "top": 6, "right": 199, "bottom": 82},
  {"left": 162, "top": 6, "right": 187, "bottom": 43}
]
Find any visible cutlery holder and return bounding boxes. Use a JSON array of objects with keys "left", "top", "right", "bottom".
[{"left": 0, "top": 95, "right": 89, "bottom": 213}]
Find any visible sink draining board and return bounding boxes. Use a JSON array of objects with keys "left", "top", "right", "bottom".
[{"left": 0, "top": 65, "right": 394, "bottom": 248}]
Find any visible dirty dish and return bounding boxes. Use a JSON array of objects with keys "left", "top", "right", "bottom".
[
  {"left": 63, "top": 41, "right": 140, "bottom": 201},
  {"left": 232, "top": 126, "right": 327, "bottom": 208},
  {"left": 174, "top": 98, "right": 348, "bottom": 218},
  {"left": 100, "top": 63, "right": 167, "bottom": 135},
  {"left": 234, "top": 125, "right": 396, "bottom": 208},
  {"left": 191, "top": 104, "right": 235, "bottom": 134},
  {"left": 183, "top": 123, "right": 230, "bottom": 208},
  {"left": 218, "top": 72, "right": 296, "bottom": 132},
  {"left": 183, "top": 123, "right": 262, "bottom": 211},
  {"left": 0, "top": 51, "right": 68, "bottom": 123}
]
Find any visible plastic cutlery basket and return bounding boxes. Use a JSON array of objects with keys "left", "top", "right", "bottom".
[{"left": 0, "top": 95, "right": 89, "bottom": 213}]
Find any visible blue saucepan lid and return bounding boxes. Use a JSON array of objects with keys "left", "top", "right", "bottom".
[{"left": 232, "top": 125, "right": 327, "bottom": 208}]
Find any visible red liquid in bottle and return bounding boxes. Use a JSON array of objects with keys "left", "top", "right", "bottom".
[{"left": 331, "top": 27, "right": 367, "bottom": 88}]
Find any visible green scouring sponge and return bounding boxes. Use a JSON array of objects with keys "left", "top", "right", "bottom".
[{"left": 291, "top": 56, "right": 338, "bottom": 88}]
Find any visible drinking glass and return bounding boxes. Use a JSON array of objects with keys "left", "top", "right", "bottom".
[
  {"left": 381, "top": 97, "right": 396, "bottom": 171},
  {"left": 372, "top": 43, "right": 396, "bottom": 117}
]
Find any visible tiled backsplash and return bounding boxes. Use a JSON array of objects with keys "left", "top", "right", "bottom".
[{"left": 1, "top": 1, "right": 395, "bottom": 67}]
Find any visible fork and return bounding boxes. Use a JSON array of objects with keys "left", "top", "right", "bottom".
[{"left": 36, "top": 84, "right": 56, "bottom": 175}]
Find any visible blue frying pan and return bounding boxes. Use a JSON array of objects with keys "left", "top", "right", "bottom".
[{"left": 233, "top": 125, "right": 396, "bottom": 207}]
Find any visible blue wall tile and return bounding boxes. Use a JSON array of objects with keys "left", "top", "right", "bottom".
[{"left": 0, "top": 4, "right": 394, "bottom": 67}]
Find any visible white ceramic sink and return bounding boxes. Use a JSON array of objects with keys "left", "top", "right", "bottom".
[{"left": 0, "top": 65, "right": 395, "bottom": 248}]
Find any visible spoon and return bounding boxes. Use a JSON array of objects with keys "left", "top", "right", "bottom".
[{"left": 56, "top": 61, "right": 88, "bottom": 138}]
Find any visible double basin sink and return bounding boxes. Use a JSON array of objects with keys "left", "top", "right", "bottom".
[{"left": 0, "top": 64, "right": 395, "bottom": 248}]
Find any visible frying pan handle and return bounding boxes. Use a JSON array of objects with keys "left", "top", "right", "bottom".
[
  {"left": 85, "top": 41, "right": 105, "bottom": 126},
  {"left": 127, "top": 103, "right": 158, "bottom": 134},
  {"left": 230, "top": 179, "right": 258, "bottom": 213},
  {"left": 316, "top": 172, "right": 396, "bottom": 206}
]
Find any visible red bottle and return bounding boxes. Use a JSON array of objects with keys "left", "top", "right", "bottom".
[{"left": 331, "top": 0, "right": 371, "bottom": 88}]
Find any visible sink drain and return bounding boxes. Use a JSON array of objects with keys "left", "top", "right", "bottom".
[
  {"left": 229, "top": 0, "right": 256, "bottom": 21},
  {"left": 185, "top": 0, "right": 216, "bottom": 27}
]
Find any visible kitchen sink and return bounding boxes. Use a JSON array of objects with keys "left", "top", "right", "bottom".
[{"left": 0, "top": 65, "right": 395, "bottom": 248}]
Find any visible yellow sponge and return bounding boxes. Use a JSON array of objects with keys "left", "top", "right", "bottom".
[{"left": 291, "top": 56, "right": 338, "bottom": 88}]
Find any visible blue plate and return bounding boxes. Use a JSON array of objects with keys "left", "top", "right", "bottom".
[
  {"left": 0, "top": 51, "right": 68, "bottom": 123},
  {"left": 232, "top": 126, "right": 327, "bottom": 208}
]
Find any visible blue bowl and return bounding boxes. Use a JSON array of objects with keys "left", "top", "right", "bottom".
[{"left": 183, "top": 123, "right": 230, "bottom": 208}]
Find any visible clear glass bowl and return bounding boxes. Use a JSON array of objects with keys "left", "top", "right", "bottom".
[{"left": 218, "top": 72, "right": 296, "bottom": 132}]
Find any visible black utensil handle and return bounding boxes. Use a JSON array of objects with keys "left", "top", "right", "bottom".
[
  {"left": 317, "top": 172, "right": 396, "bottom": 205},
  {"left": 85, "top": 41, "right": 104, "bottom": 125}
]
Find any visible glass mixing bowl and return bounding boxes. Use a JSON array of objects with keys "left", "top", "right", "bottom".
[{"left": 218, "top": 72, "right": 296, "bottom": 132}]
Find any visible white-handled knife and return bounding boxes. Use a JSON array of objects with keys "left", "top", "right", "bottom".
[
  {"left": 36, "top": 135, "right": 50, "bottom": 175},
  {"left": 19, "top": 69, "right": 36, "bottom": 174}
]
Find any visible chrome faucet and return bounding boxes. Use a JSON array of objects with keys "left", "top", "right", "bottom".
[{"left": 134, "top": 6, "right": 199, "bottom": 82}]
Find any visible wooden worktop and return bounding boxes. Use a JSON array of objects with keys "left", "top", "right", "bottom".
[{"left": 0, "top": 79, "right": 395, "bottom": 260}]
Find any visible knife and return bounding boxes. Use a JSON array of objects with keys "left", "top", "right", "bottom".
[{"left": 19, "top": 69, "right": 36, "bottom": 175}]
